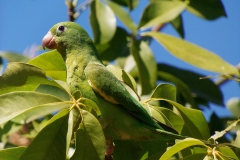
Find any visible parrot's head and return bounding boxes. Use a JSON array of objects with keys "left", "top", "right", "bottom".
[{"left": 42, "top": 22, "right": 93, "bottom": 56}]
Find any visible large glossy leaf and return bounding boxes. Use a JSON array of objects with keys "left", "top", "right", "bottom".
[
  {"left": 97, "top": 27, "right": 129, "bottom": 61},
  {"left": 187, "top": 0, "right": 227, "bottom": 20},
  {"left": 0, "top": 62, "right": 60, "bottom": 95},
  {"left": 217, "top": 146, "right": 239, "bottom": 160},
  {"left": 19, "top": 109, "right": 70, "bottom": 160},
  {"left": 130, "top": 40, "right": 157, "bottom": 95},
  {"left": 110, "top": 0, "right": 139, "bottom": 10},
  {"left": 107, "top": 1, "right": 137, "bottom": 35},
  {"left": 139, "top": 1, "right": 187, "bottom": 30},
  {"left": 143, "top": 32, "right": 239, "bottom": 76},
  {"left": 70, "top": 110, "right": 105, "bottom": 160},
  {"left": 159, "top": 138, "right": 208, "bottom": 160},
  {"left": 0, "top": 91, "right": 64, "bottom": 125},
  {"left": 158, "top": 63, "right": 223, "bottom": 105},
  {"left": 28, "top": 50, "right": 66, "bottom": 81},
  {"left": 90, "top": 0, "right": 116, "bottom": 44},
  {"left": 0, "top": 147, "right": 26, "bottom": 160},
  {"left": 0, "top": 52, "right": 30, "bottom": 62}
]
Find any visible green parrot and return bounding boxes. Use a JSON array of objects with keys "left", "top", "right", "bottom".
[{"left": 42, "top": 22, "right": 187, "bottom": 155}]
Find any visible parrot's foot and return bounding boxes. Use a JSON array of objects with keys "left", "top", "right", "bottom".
[{"left": 105, "top": 138, "right": 114, "bottom": 156}]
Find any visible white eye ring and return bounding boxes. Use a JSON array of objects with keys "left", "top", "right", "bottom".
[{"left": 57, "top": 25, "right": 67, "bottom": 33}]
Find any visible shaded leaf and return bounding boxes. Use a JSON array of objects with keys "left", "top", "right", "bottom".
[
  {"left": 170, "top": 15, "right": 184, "bottom": 38},
  {"left": 97, "top": 27, "right": 129, "bottom": 61},
  {"left": 187, "top": 0, "right": 227, "bottom": 20},
  {"left": 139, "top": 1, "right": 187, "bottom": 30},
  {"left": 19, "top": 109, "right": 69, "bottom": 160},
  {"left": 107, "top": 1, "right": 137, "bottom": 34},
  {"left": 182, "top": 153, "right": 206, "bottom": 160},
  {"left": 0, "top": 62, "right": 60, "bottom": 95},
  {"left": 151, "top": 84, "right": 176, "bottom": 102},
  {"left": 70, "top": 110, "right": 105, "bottom": 160},
  {"left": 0, "top": 52, "right": 30, "bottom": 62},
  {"left": 158, "top": 71, "right": 196, "bottom": 108},
  {"left": 0, "top": 147, "right": 26, "bottom": 160},
  {"left": 0, "top": 91, "right": 64, "bottom": 125},
  {"left": 130, "top": 40, "right": 157, "bottom": 95},
  {"left": 158, "top": 63, "right": 223, "bottom": 105},
  {"left": 28, "top": 50, "right": 66, "bottom": 81},
  {"left": 143, "top": 32, "right": 239, "bottom": 76},
  {"left": 160, "top": 138, "right": 209, "bottom": 160},
  {"left": 90, "top": 0, "right": 116, "bottom": 44},
  {"left": 110, "top": 0, "right": 139, "bottom": 10}
]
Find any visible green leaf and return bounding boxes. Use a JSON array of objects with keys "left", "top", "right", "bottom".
[
  {"left": 151, "top": 97, "right": 209, "bottom": 139},
  {"left": 160, "top": 138, "right": 209, "bottom": 160},
  {"left": 151, "top": 84, "right": 176, "bottom": 102},
  {"left": 70, "top": 110, "right": 105, "bottom": 160},
  {"left": 158, "top": 71, "right": 196, "bottom": 108},
  {"left": 35, "top": 84, "right": 70, "bottom": 101},
  {"left": 182, "top": 153, "right": 206, "bottom": 160},
  {"left": 170, "top": 15, "right": 184, "bottom": 38},
  {"left": 217, "top": 146, "right": 239, "bottom": 160},
  {"left": 0, "top": 52, "right": 30, "bottom": 62},
  {"left": 187, "top": 0, "right": 227, "bottom": 20},
  {"left": 130, "top": 40, "right": 157, "bottom": 95},
  {"left": 110, "top": 0, "right": 139, "bottom": 10},
  {"left": 97, "top": 27, "right": 129, "bottom": 61},
  {"left": 28, "top": 50, "right": 66, "bottom": 81},
  {"left": 139, "top": 1, "right": 187, "bottom": 30},
  {"left": 0, "top": 91, "right": 64, "bottom": 125},
  {"left": 12, "top": 102, "right": 70, "bottom": 124},
  {"left": 227, "top": 98, "right": 240, "bottom": 118},
  {"left": 19, "top": 109, "right": 70, "bottom": 160},
  {"left": 157, "top": 63, "right": 223, "bottom": 106},
  {"left": 90, "top": 0, "right": 116, "bottom": 44},
  {"left": 107, "top": 1, "right": 137, "bottom": 35},
  {"left": 0, "top": 62, "right": 60, "bottom": 95},
  {"left": 122, "top": 69, "right": 137, "bottom": 92},
  {"left": 0, "top": 147, "right": 26, "bottom": 160},
  {"left": 143, "top": 32, "right": 239, "bottom": 76}
]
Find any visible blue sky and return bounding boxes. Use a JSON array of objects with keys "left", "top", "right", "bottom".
[{"left": 1, "top": 0, "right": 239, "bottom": 118}]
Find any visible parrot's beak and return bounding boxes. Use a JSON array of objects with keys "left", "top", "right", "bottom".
[{"left": 42, "top": 31, "right": 57, "bottom": 50}]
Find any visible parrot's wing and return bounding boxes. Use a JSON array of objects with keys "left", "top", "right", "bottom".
[{"left": 84, "top": 62, "right": 161, "bottom": 129}]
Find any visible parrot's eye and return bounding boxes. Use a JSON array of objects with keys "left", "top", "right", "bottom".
[{"left": 57, "top": 25, "right": 66, "bottom": 32}]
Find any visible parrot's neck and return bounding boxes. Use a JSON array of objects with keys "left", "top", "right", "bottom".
[{"left": 64, "top": 45, "right": 101, "bottom": 100}]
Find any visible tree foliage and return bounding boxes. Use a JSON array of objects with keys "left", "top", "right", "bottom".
[{"left": 0, "top": 0, "right": 240, "bottom": 159}]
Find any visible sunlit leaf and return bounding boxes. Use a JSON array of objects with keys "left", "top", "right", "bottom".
[
  {"left": 139, "top": 1, "right": 187, "bottom": 30},
  {"left": 70, "top": 110, "right": 105, "bottom": 160},
  {"left": 107, "top": 1, "right": 137, "bottom": 35},
  {"left": 227, "top": 98, "right": 240, "bottom": 118},
  {"left": 160, "top": 138, "right": 209, "bottom": 160},
  {"left": 90, "top": 0, "right": 116, "bottom": 44},
  {"left": 130, "top": 40, "right": 157, "bottom": 95},
  {"left": 0, "top": 52, "right": 30, "bottom": 62},
  {"left": 0, "top": 147, "right": 26, "bottom": 160},
  {"left": 143, "top": 32, "right": 239, "bottom": 76},
  {"left": 187, "top": 0, "right": 227, "bottom": 20},
  {"left": 122, "top": 69, "right": 137, "bottom": 92},
  {"left": 28, "top": 50, "right": 66, "bottom": 81},
  {"left": 0, "top": 91, "right": 64, "bottom": 125},
  {"left": 19, "top": 109, "right": 69, "bottom": 160}
]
